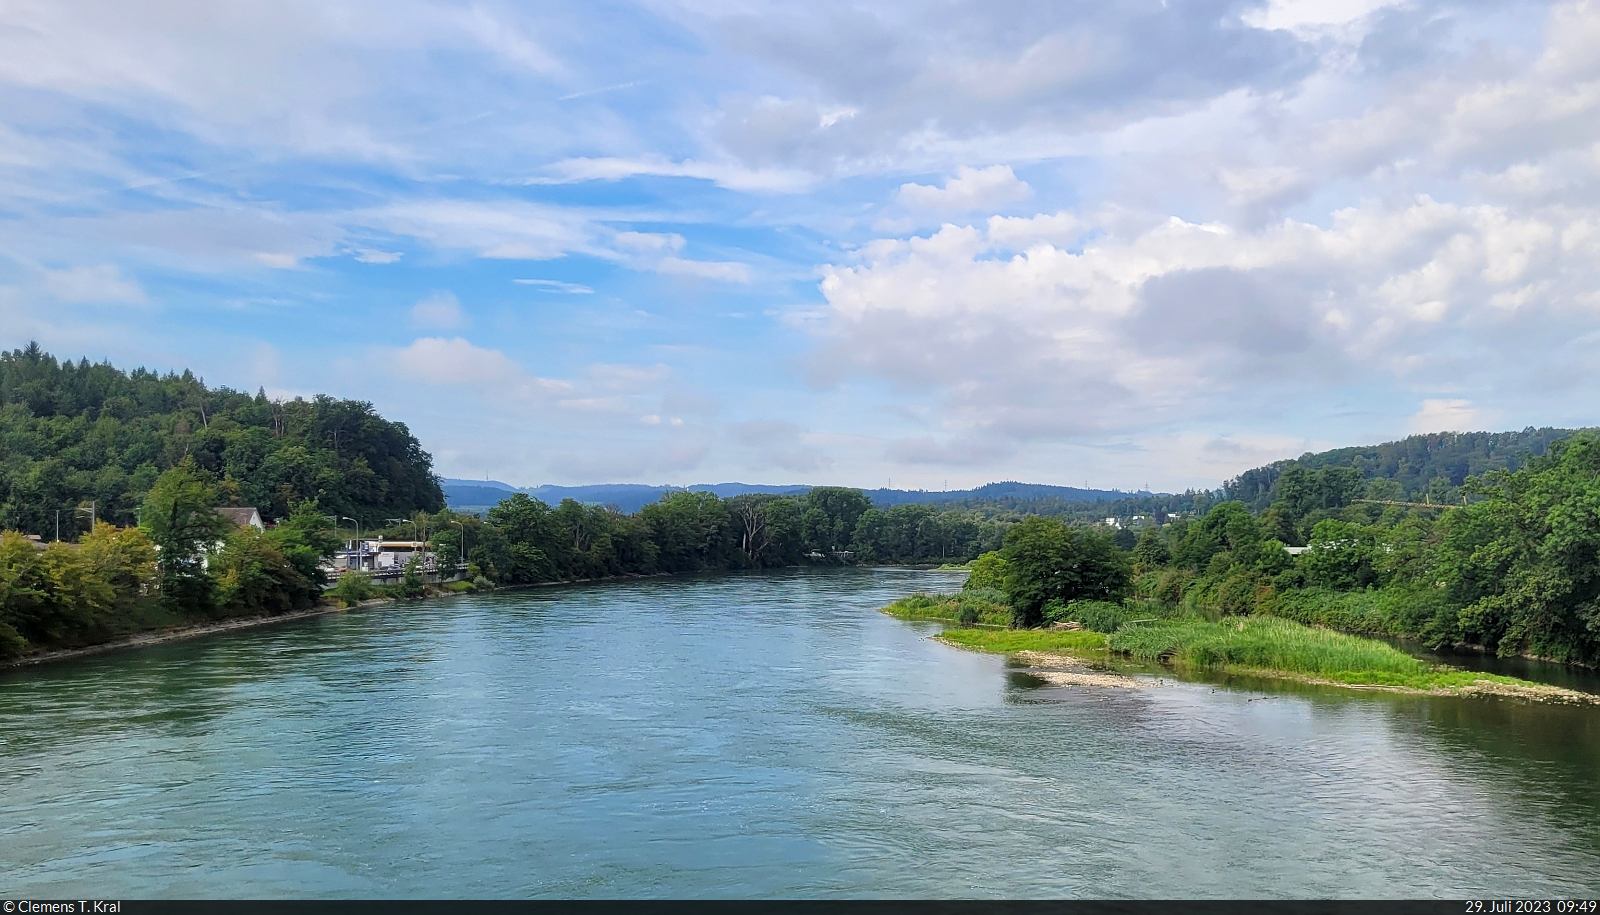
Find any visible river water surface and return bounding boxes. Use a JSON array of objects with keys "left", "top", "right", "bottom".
[{"left": 2, "top": 569, "right": 1598, "bottom": 897}]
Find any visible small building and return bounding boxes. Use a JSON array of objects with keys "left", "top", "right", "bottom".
[
  {"left": 329, "top": 539, "right": 438, "bottom": 574},
  {"left": 216, "top": 507, "right": 265, "bottom": 532}
]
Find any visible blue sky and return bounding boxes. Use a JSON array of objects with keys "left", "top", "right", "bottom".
[{"left": 4, "top": 0, "right": 1599, "bottom": 490}]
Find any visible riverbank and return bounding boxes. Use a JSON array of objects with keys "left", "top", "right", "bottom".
[
  {"left": 890, "top": 595, "right": 1600, "bottom": 705},
  {"left": 0, "top": 570, "right": 694, "bottom": 672},
  {"left": 0, "top": 600, "right": 362, "bottom": 671}
]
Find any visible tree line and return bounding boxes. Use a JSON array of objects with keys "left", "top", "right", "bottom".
[
  {"left": 435, "top": 487, "right": 1009, "bottom": 584},
  {"left": 0, "top": 468, "right": 1019, "bottom": 659},
  {"left": 964, "top": 433, "right": 1600, "bottom": 666}
]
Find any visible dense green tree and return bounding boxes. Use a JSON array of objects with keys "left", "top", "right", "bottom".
[
  {"left": 1301, "top": 519, "right": 1381, "bottom": 591},
  {"left": 140, "top": 461, "right": 229, "bottom": 614},
  {"left": 1132, "top": 528, "right": 1170, "bottom": 569},
  {"left": 1433, "top": 435, "right": 1600, "bottom": 663},
  {"left": 213, "top": 527, "right": 314, "bottom": 616},
  {"left": 965, "top": 551, "right": 1009, "bottom": 591},
  {"left": 642, "top": 491, "right": 733, "bottom": 572},
  {"left": 801, "top": 487, "right": 872, "bottom": 552},
  {"left": 999, "top": 517, "right": 1130, "bottom": 628}
]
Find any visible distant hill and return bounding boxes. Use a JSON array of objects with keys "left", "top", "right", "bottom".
[
  {"left": 864, "top": 481, "right": 1148, "bottom": 507},
  {"left": 1224, "top": 427, "right": 1584, "bottom": 510},
  {"left": 442, "top": 477, "right": 1144, "bottom": 514},
  {"left": 0, "top": 343, "right": 444, "bottom": 534}
]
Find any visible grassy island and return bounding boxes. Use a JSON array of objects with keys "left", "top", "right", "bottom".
[{"left": 887, "top": 592, "right": 1596, "bottom": 703}]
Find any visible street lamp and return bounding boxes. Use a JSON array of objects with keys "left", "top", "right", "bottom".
[
  {"left": 449, "top": 520, "right": 466, "bottom": 570},
  {"left": 341, "top": 516, "right": 363, "bottom": 570}
]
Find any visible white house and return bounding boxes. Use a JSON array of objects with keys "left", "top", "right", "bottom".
[{"left": 215, "top": 507, "right": 264, "bottom": 531}]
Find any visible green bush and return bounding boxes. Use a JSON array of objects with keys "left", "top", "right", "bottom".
[
  {"left": 328, "top": 572, "right": 375, "bottom": 608},
  {"left": 962, "top": 586, "right": 1007, "bottom": 605},
  {"left": 395, "top": 558, "right": 428, "bottom": 599},
  {"left": 1068, "top": 600, "right": 1132, "bottom": 633}
]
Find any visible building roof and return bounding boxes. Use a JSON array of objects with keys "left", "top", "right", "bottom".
[{"left": 216, "top": 507, "right": 263, "bottom": 528}]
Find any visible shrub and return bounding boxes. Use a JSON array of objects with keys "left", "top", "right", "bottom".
[
  {"left": 964, "top": 552, "right": 1009, "bottom": 591},
  {"left": 329, "top": 572, "right": 375, "bottom": 608},
  {"left": 395, "top": 558, "right": 428, "bottom": 599},
  {"left": 1041, "top": 599, "right": 1069, "bottom": 626},
  {"left": 1068, "top": 600, "right": 1131, "bottom": 633}
]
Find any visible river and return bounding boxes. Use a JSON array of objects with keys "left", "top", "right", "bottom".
[{"left": 2, "top": 568, "right": 1598, "bottom": 897}]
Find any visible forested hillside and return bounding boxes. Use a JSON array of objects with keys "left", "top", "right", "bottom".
[
  {"left": 1223, "top": 428, "right": 1579, "bottom": 511},
  {"left": 0, "top": 343, "right": 443, "bottom": 536}
]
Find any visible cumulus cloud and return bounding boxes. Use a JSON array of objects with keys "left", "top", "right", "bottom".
[
  {"left": 386, "top": 337, "right": 548, "bottom": 388},
  {"left": 1409, "top": 399, "right": 1486, "bottom": 433},
  {"left": 896, "top": 165, "right": 1031, "bottom": 212},
  {"left": 812, "top": 187, "right": 1600, "bottom": 450}
]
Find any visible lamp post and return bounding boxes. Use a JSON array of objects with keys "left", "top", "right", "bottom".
[
  {"left": 341, "top": 516, "right": 363, "bottom": 569},
  {"left": 74, "top": 501, "right": 96, "bottom": 537},
  {"left": 450, "top": 520, "right": 465, "bottom": 571}
]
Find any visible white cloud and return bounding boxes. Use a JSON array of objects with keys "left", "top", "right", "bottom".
[
  {"left": 655, "top": 257, "right": 752, "bottom": 283},
  {"left": 410, "top": 290, "right": 465, "bottom": 329},
  {"left": 896, "top": 165, "right": 1032, "bottom": 212},
  {"left": 611, "top": 231, "right": 752, "bottom": 282},
  {"left": 1409, "top": 399, "right": 1485, "bottom": 433},
  {"left": 386, "top": 337, "right": 542, "bottom": 387},
  {"left": 40, "top": 264, "right": 145, "bottom": 304},
  {"left": 251, "top": 252, "right": 301, "bottom": 269},
  {"left": 1242, "top": 0, "right": 1400, "bottom": 38},
  {"left": 514, "top": 278, "right": 593, "bottom": 293},
  {"left": 812, "top": 189, "right": 1600, "bottom": 449},
  {"left": 614, "top": 231, "right": 685, "bottom": 252},
  {"left": 369, "top": 200, "right": 591, "bottom": 261},
  {"left": 542, "top": 156, "right": 816, "bottom": 193},
  {"left": 354, "top": 249, "right": 403, "bottom": 264}
]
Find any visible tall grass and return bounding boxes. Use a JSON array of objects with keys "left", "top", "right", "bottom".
[
  {"left": 881, "top": 592, "right": 1010, "bottom": 627},
  {"left": 1108, "top": 616, "right": 1441, "bottom": 683},
  {"left": 938, "top": 628, "right": 1110, "bottom": 653}
]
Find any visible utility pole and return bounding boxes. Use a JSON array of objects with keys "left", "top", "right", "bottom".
[
  {"left": 54, "top": 509, "right": 60, "bottom": 542},
  {"left": 74, "top": 501, "right": 96, "bottom": 536}
]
